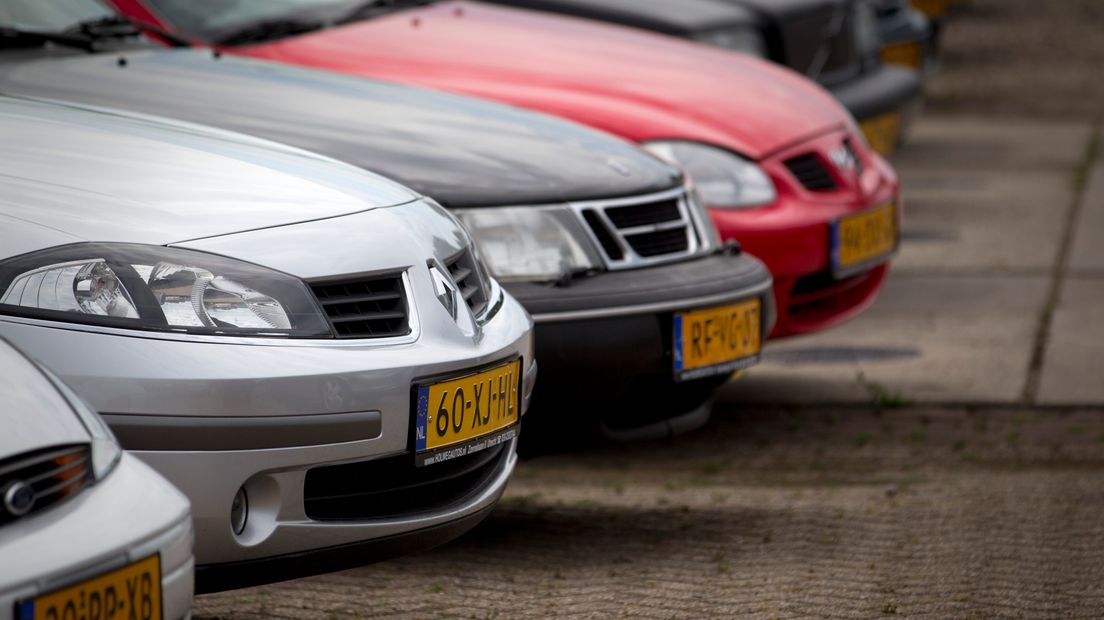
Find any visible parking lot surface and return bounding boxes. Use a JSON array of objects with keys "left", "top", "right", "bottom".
[{"left": 195, "top": 3, "right": 1104, "bottom": 617}]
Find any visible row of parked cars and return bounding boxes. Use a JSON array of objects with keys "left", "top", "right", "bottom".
[{"left": 0, "top": 0, "right": 952, "bottom": 617}]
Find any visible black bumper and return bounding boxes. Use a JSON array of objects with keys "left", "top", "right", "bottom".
[
  {"left": 504, "top": 252, "right": 774, "bottom": 428},
  {"left": 830, "top": 64, "right": 922, "bottom": 122}
]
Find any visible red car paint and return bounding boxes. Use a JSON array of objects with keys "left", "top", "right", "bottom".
[{"left": 116, "top": 0, "right": 901, "bottom": 337}]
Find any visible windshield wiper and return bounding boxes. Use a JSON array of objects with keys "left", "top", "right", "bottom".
[
  {"left": 63, "top": 15, "right": 191, "bottom": 48},
  {"left": 214, "top": 18, "right": 328, "bottom": 46},
  {"left": 0, "top": 26, "right": 95, "bottom": 52}
]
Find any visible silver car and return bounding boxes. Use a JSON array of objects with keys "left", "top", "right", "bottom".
[
  {"left": 0, "top": 95, "right": 536, "bottom": 591},
  {"left": 0, "top": 337, "right": 193, "bottom": 620}
]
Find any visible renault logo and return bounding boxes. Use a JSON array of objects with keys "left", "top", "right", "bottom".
[{"left": 3, "top": 481, "right": 35, "bottom": 517}]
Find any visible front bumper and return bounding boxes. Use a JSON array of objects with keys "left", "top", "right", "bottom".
[
  {"left": 0, "top": 454, "right": 193, "bottom": 620},
  {"left": 506, "top": 252, "right": 774, "bottom": 432},
  {"left": 0, "top": 293, "right": 534, "bottom": 590},
  {"left": 717, "top": 129, "right": 901, "bottom": 338}
]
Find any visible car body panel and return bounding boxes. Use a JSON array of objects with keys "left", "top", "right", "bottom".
[
  {"left": 0, "top": 95, "right": 534, "bottom": 584},
  {"left": 0, "top": 48, "right": 681, "bottom": 208},
  {"left": 0, "top": 341, "right": 88, "bottom": 456},
  {"left": 177, "top": 1, "right": 849, "bottom": 160}
]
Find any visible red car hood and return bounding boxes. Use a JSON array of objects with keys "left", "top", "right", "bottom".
[{"left": 236, "top": 0, "right": 848, "bottom": 160}]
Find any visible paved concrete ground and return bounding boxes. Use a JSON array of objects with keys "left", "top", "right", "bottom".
[{"left": 193, "top": 113, "right": 1104, "bottom": 619}]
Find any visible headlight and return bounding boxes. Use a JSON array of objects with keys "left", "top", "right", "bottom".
[
  {"left": 693, "top": 27, "right": 768, "bottom": 57},
  {"left": 0, "top": 243, "right": 330, "bottom": 337},
  {"left": 34, "top": 363, "right": 121, "bottom": 480},
  {"left": 453, "top": 207, "right": 603, "bottom": 283},
  {"left": 644, "top": 142, "right": 777, "bottom": 209}
]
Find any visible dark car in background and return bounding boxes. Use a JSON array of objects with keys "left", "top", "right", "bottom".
[
  {"left": 0, "top": 1, "right": 775, "bottom": 444},
  {"left": 874, "top": 0, "right": 935, "bottom": 72},
  {"left": 483, "top": 0, "right": 922, "bottom": 155}
]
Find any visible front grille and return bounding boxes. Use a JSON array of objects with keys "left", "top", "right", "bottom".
[
  {"left": 0, "top": 444, "right": 92, "bottom": 526},
  {"left": 577, "top": 189, "right": 701, "bottom": 269},
  {"left": 304, "top": 444, "right": 508, "bottom": 520},
  {"left": 785, "top": 154, "right": 838, "bottom": 192},
  {"left": 624, "top": 228, "right": 691, "bottom": 257},
  {"left": 310, "top": 273, "right": 409, "bottom": 339},
  {"left": 445, "top": 248, "right": 490, "bottom": 317}
]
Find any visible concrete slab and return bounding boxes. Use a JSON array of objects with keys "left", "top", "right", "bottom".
[
  {"left": 896, "top": 170, "right": 1073, "bottom": 273},
  {"left": 893, "top": 117, "right": 1091, "bottom": 173},
  {"left": 721, "top": 275, "right": 1050, "bottom": 405},
  {"left": 1069, "top": 161, "right": 1104, "bottom": 273},
  {"left": 1037, "top": 277, "right": 1104, "bottom": 404}
]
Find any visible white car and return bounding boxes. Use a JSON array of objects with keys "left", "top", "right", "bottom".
[
  {"left": 0, "top": 337, "right": 193, "bottom": 620},
  {"left": 0, "top": 95, "right": 536, "bottom": 591}
]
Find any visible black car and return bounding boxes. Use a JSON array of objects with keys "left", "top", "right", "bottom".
[
  {"left": 484, "top": 0, "right": 923, "bottom": 155},
  {"left": 0, "top": 4, "right": 775, "bottom": 450}
]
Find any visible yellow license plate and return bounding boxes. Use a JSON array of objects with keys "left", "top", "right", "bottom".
[
  {"left": 414, "top": 358, "right": 521, "bottom": 466},
  {"left": 18, "top": 555, "right": 162, "bottom": 620},
  {"left": 881, "top": 41, "right": 923, "bottom": 69},
  {"left": 911, "top": 0, "right": 951, "bottom": 18},
  {"left": 673, "top": 299, "right": 761, "bottom": 381},
  {"left": 859, "top": 112, "right": 903, "bottom": 156},
  {"left": 832, "top": 203, "right": 898, "bottom": 276}
]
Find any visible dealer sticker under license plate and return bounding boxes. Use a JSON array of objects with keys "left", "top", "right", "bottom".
[
  {"left": 673, "top": 299, "right": 762, "bottom": 382},
  {"left": 17, "top": 554, "right": 162, "bottom": 620},
  {"left": 831, "top": 202, "right": 898, "bottom": 278},
  {"left": 414, "top": 358, "right": 521, "bottom": 466}
]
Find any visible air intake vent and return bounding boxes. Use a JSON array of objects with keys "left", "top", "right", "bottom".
[
  {"left": 577, "top": 188, "right": 700, "bottom": 269},
  {"left": 445, "top": 249, "right": 490, "bottom": 317},
  {"left": 0, "top": 444, "right": 91, "bottom": 526},
  {"left": 785, "top": 154, "right": 838, "bottom": 191},
  {"left": 310, "top": 274, "right": 409, "bottom": 339}
]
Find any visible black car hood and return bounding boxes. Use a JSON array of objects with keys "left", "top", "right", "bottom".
[
  {"left": 488, "top": 0, "right": 758, "bottom": 34},
  {"left": 0, "top": 49, "right": 681, "bottom": 208}
]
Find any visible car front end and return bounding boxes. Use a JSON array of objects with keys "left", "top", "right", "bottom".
[
  {"left": 0, "top": 95, "right": 535, "bottom": 592},
  {"left": 0, "top": 339, "right": 193, "bottom": 620}
]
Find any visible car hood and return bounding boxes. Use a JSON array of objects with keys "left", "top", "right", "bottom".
[
  {"left": 0, "top": 95, "right": 418, "bottom": 250},
  {"left": 0, "top": 49, "right": 680, "bottom": 208},
  {"left": 240, "top": 0, "right": 848, "bottom": 159},
  {"left": 0, "top": 338, "right": 90, "bottom": 459}
]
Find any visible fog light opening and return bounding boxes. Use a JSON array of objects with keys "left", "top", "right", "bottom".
[{"left": 231, "top": 487, "right": 249, "bottom": 536}]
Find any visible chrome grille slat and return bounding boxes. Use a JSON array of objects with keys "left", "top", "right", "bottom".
[
  {"left": 25, "top": 455, "right": 89, "bottom": 485},
  {"left": 572, "top": 187, "right": 704, "bottom": 270},
  {"left": 0, "top": 444, "right": 92, "bottom": 525}
]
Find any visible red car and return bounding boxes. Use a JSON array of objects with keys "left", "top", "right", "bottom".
[{"left": 114, "top": 0, "right": 901, "bottom": 338}]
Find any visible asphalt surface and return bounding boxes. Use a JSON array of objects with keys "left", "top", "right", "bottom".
[{"left": 194, "top": 3, "right": 1104, "bottom": 618}]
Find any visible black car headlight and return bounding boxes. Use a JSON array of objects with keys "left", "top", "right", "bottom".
[{"left": 0, "top": 243, "right": 331, "bottom": 338}]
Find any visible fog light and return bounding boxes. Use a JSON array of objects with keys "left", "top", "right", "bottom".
[{"left": 230, "top": 487, "right": 249, "bottom": 536}]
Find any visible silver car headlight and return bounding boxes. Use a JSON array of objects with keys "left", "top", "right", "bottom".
[
  {"left": 453, "top": 207, "right": 604, "bottom": 283},
  {"left": 0, "top": 243, "right": 331, "bottom": 337},
  {"left": 693, "top": 27, "right": 768, "bottom": 57},
  {"left": 34, "top": 363, "right": 121, "bottom": 480},
  {"left": 644, "top": 141, "right": 777, "bottom": 209}
]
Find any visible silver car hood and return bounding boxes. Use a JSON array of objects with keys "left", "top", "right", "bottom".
[
  {"left": 0, "top": 339, "right": 89, "bottom": 459},
  {"left": 0, "top": 95, "right": 418, "bottom": 255}
]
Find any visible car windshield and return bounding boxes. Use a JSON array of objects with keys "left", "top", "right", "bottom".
[
  {"left": 140, "top": 0, "right": 435, "bottom": 44},
  {"left": 0, "top": 0, "right": 113, "bottom": 32}
]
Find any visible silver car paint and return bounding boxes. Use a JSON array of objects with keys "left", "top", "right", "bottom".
[
  {"left": 0, "top": 95, "right": 417, "bottom": 246},
  {"left": 0, "top": 339, "right": 193, "bottom": 620},
  {"left": 0, "top": 96, "right": 534, "bottom": 566}
]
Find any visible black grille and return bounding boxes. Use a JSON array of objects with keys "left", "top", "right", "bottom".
[
  {"left": 0, "top": 444, "right": 92, "bottom": 526},
  {"left": 624, "top": 227, "right": 690, "bottom": 257},
  {"left": 310, "top": 274, "right": 409, "bottom": 339},
  {"left": 445, "top": 249, "right": 490, "bottom": 316},
  {"left": 785, "top": 154, "right": 838, "bottom": 191},
  {"left": 581, "top": 209, "right": 624, "bottom": 260},
  {"left": 604, "top": 199, "right": 681, "bottom": 229},
  {"left": 304, "top": 445, "right": 508, "bottom": 520}
]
